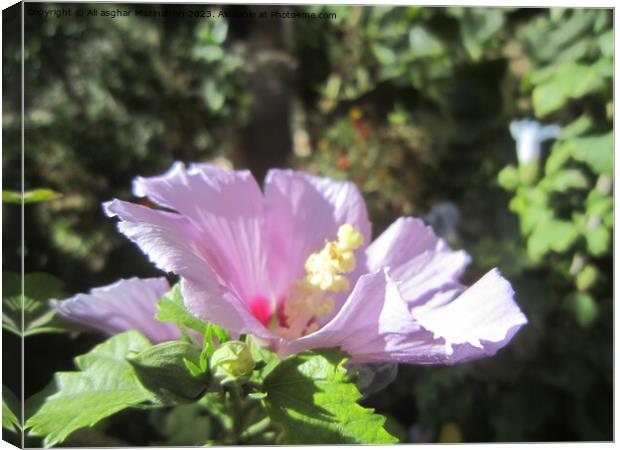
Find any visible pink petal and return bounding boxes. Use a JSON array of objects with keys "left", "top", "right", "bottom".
[
  {"left": 181, "top": 278, "right": 276, "bottom": 341},
  {"left": 49, "top": 278, "right": 179, "bottom": 343},
  {"left": 365, "top": 217, "right": 470, "bottom": 306},
  {"left": 408, "top": 268, "right": 528, "bottom": 364},
  {"left": 103, "top": 199, "right": 213, "bottom": 284},
  {"left": 280, "top": 269, "right": 419, "bottom": 360},
  {"left": 263, "top": 169, "right": 371, "bottom": 299},
  {"left": 132, "top": 162, "right": 268, "bottom": 303},
  {"left": 105, "top": 194, "right": 275, "bottom": 339},
  {"left": 281, "top": 268, "right": 526, "bottom": 365}
]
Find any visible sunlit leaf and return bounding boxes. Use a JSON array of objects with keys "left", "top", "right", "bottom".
[
  {"left": 263, "top": 349, "right": 398, "bottom": 444},
  {"left": 2, "top": 385, "right": 21, "bottom": 432},
  {"left": 25, "top": 331, "right": 153, "bottom": 447},
  {"left": 2, "top": 189, "right": 62, "bottom": 204},
  {"left": 155, "top": 284, "right": 209, "bottom": 335}
]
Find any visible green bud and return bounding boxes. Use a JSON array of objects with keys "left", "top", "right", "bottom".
[
  {"left": 210, "top": 341, "right": 255, "bottom": 385},
  {"left": 129, "top": 341, "right": 207, "bottom": 405}
]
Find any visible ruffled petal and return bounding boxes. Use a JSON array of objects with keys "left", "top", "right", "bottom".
[
  {"left": 131, "top": 162, "right": 268, "bottom": 303},
  {"left": 181, "top": 277, "right": 276, "bottom": 341},
  {"left": 50, "top": 278, "right": 178, "bottom": 343},
  {"left": 281, "top": 268, "right": 526, "bottom": 365},
  {"left": 408, "top": 268, "right": 528, "bottom": 364},
  {"left": 365, "top": 217, "right": 470, "bottom": 306},
  {"left": 263, "top": 169, "right": 371, "bottom": 299},
  {"left": 280, "top": 269, "right": 421, "bottom": 361}
]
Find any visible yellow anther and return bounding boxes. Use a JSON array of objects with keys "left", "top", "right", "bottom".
[
  {"left": 337, "top": 224, "right": 364, "bottom": 251},
  {"left": 307, "top": 272, "right": 349, "bottom": 292},
  {"left": 280, "top": 224, "right": 363, "bottom": 339},
  {"left": 330, "top": 274, "right": 349, "bottom": 292},
  {"left": 304, "top": 251, "right": 330, "bottom": 274},
  {"left": 303, "top": 224, "right": 363, "bottom": 292},
  {"left": 335, "top": 250, "right": 356, "bottom": 272}
]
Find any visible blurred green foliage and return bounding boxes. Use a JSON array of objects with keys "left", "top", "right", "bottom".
[
  {"left": 5, "top": 4, "right": 249, "bottom": 278},
  {"left": 498, "top": 8, "right": 612, "bottom": 329},
  {"left": 3, "top": 4, "right": 612, "bottom": 445}
]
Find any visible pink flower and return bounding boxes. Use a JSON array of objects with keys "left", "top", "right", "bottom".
[
  {"left": 50, "top": 277, "right": 179, "bottom": 343},
  {"left": 99, "top": 162, "right": 526, "bottom": 364}
]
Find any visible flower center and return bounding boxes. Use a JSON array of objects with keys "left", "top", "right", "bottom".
[
  {"left": 277, "top": 224, "right": 364, "bottom": 339},
  {"left": 248, "top": 295, "right": 272, "bottom": 327}
]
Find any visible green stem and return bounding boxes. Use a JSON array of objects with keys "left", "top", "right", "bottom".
[
  {"left": 240, "top": 417, "right": 271, "bottom": 440},
  {"left": 227, "top": 385, "right": 246, "bottom": 444}
]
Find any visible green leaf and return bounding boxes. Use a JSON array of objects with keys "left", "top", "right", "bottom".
[
  {"left": 497, "top": 165, "right": 520, "bottom": 190},
  {"left": 560, "top": 114, "right": 593, "bottom": 139},
  {"left": 459, "top": 8, "right": 504, "bottom": 61},
  {"left": 247, "top": 337, "right": 280, "bottom": 382},
  {"left": 160, "top": 403, "right": 211, "bottom": 445},
  {"left": 248, "top": 392, "right": 268, "bottom": 400},
  {"left": 527, "top": 219, "right": 578, "bottom": 260},
  {"left": 541, "top": 169, "right": 588, "bottom": 192},
  {"left": 155, "top": 284, "right": 209, "bottom": 335},
  {"left": 3, "top": 385, "right": 21, "bottom": 432},
  {"left": 509, "top": 187, "right": 551, "bottom": 235},
  {"left": 576, "top": 265, "right": 599, "bottom": 291},
  {"left": 571, "top": 132, "right": 613, "bottom": 175},
  {"left": 211, "top": 21, "right": 228, "bottom": 45},
  {"left": 598, "top": 30, "right": 613, "bottom": 57},
  {"left": 25, "top": 330, "right": 153, "bottom": 447},
  {"left": 204, "top": 323, "right": 230, "bottom": 357},
  {"left": 3, "top": 272, "right": 68, "bottom": 337},
  {"left": 566, "top": 292, "right": 598, "bottom": 327},
  {"left": 262, "top": 349, "right": 398, "bottom": 444},
  {"left": 585, "top": 189, "right": 613, "bottom": 218},
  {"left": 408, "top": 25, "right": 444, "bottom": 59},
  {"left": 544, "top": 141, "right": 573, "bottom": 176},
  {"left": 532, "top": 63, "right": 606, "bottom": 116},
  {"left": 24, "top": 273, "right": 65, "bottom": 301},
  {"left": 2, "top": 189, "right": 62, "bottom": 204},
  {"left": 585, "top": 225, "right": 610, "bottom": 256},
  {"left": 204, "top": 80, "right": 225, "bottom": 112},
  {"left": 128, "top": 341, "right": 207, "bottom": 404},
  {"left": 372, "top": 44, "right": 397, "bottom": 66},
  {"left": 199, "top": 392, "right": 233, "bottom": 432}
]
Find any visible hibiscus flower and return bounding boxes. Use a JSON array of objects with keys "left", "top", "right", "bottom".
[{"left": 55, "top": 162, "right": 527, "bottom": 365}]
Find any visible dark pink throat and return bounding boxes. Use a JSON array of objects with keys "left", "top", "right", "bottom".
[
  {"left": 248, "top": 295, "right": 287, "bottom": 328},
  {"left": 249, "top": 296, "right": 271, "bottom": 327}
]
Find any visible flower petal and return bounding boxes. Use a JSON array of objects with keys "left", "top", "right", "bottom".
[
  {"left": 131, "top": 162, "right": 268, "bottom": 302},
  {"left": 181, "top": 277, "right": 276, "bottom": 341},
  {"left": 282, "top": 268, "right": 526, "bottom": 365},
  {"left": 281, "top": 269, "right": 422, "bottom": 361},
  {"left": 263, "top": 169, "right": 371, "bottom": 298},
  {"left": 50, "top": 277, "right": 178, "bottom": 343},
  {"left": 409, "top": 268, "right": 528, "bottom": 364},
  {"left": 365, "top": 217, "right": 470, "bottom": 306},
  {"left": 103, "top": 199, "right": 212, "bottom": 284}
]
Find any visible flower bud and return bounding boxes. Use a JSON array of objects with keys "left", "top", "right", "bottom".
[
  {"left": 210, "top": 341, "right": 255, "bottom": 385},
  {"left": 128, "top": 341, "right": 207, "bottom": 405}
]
